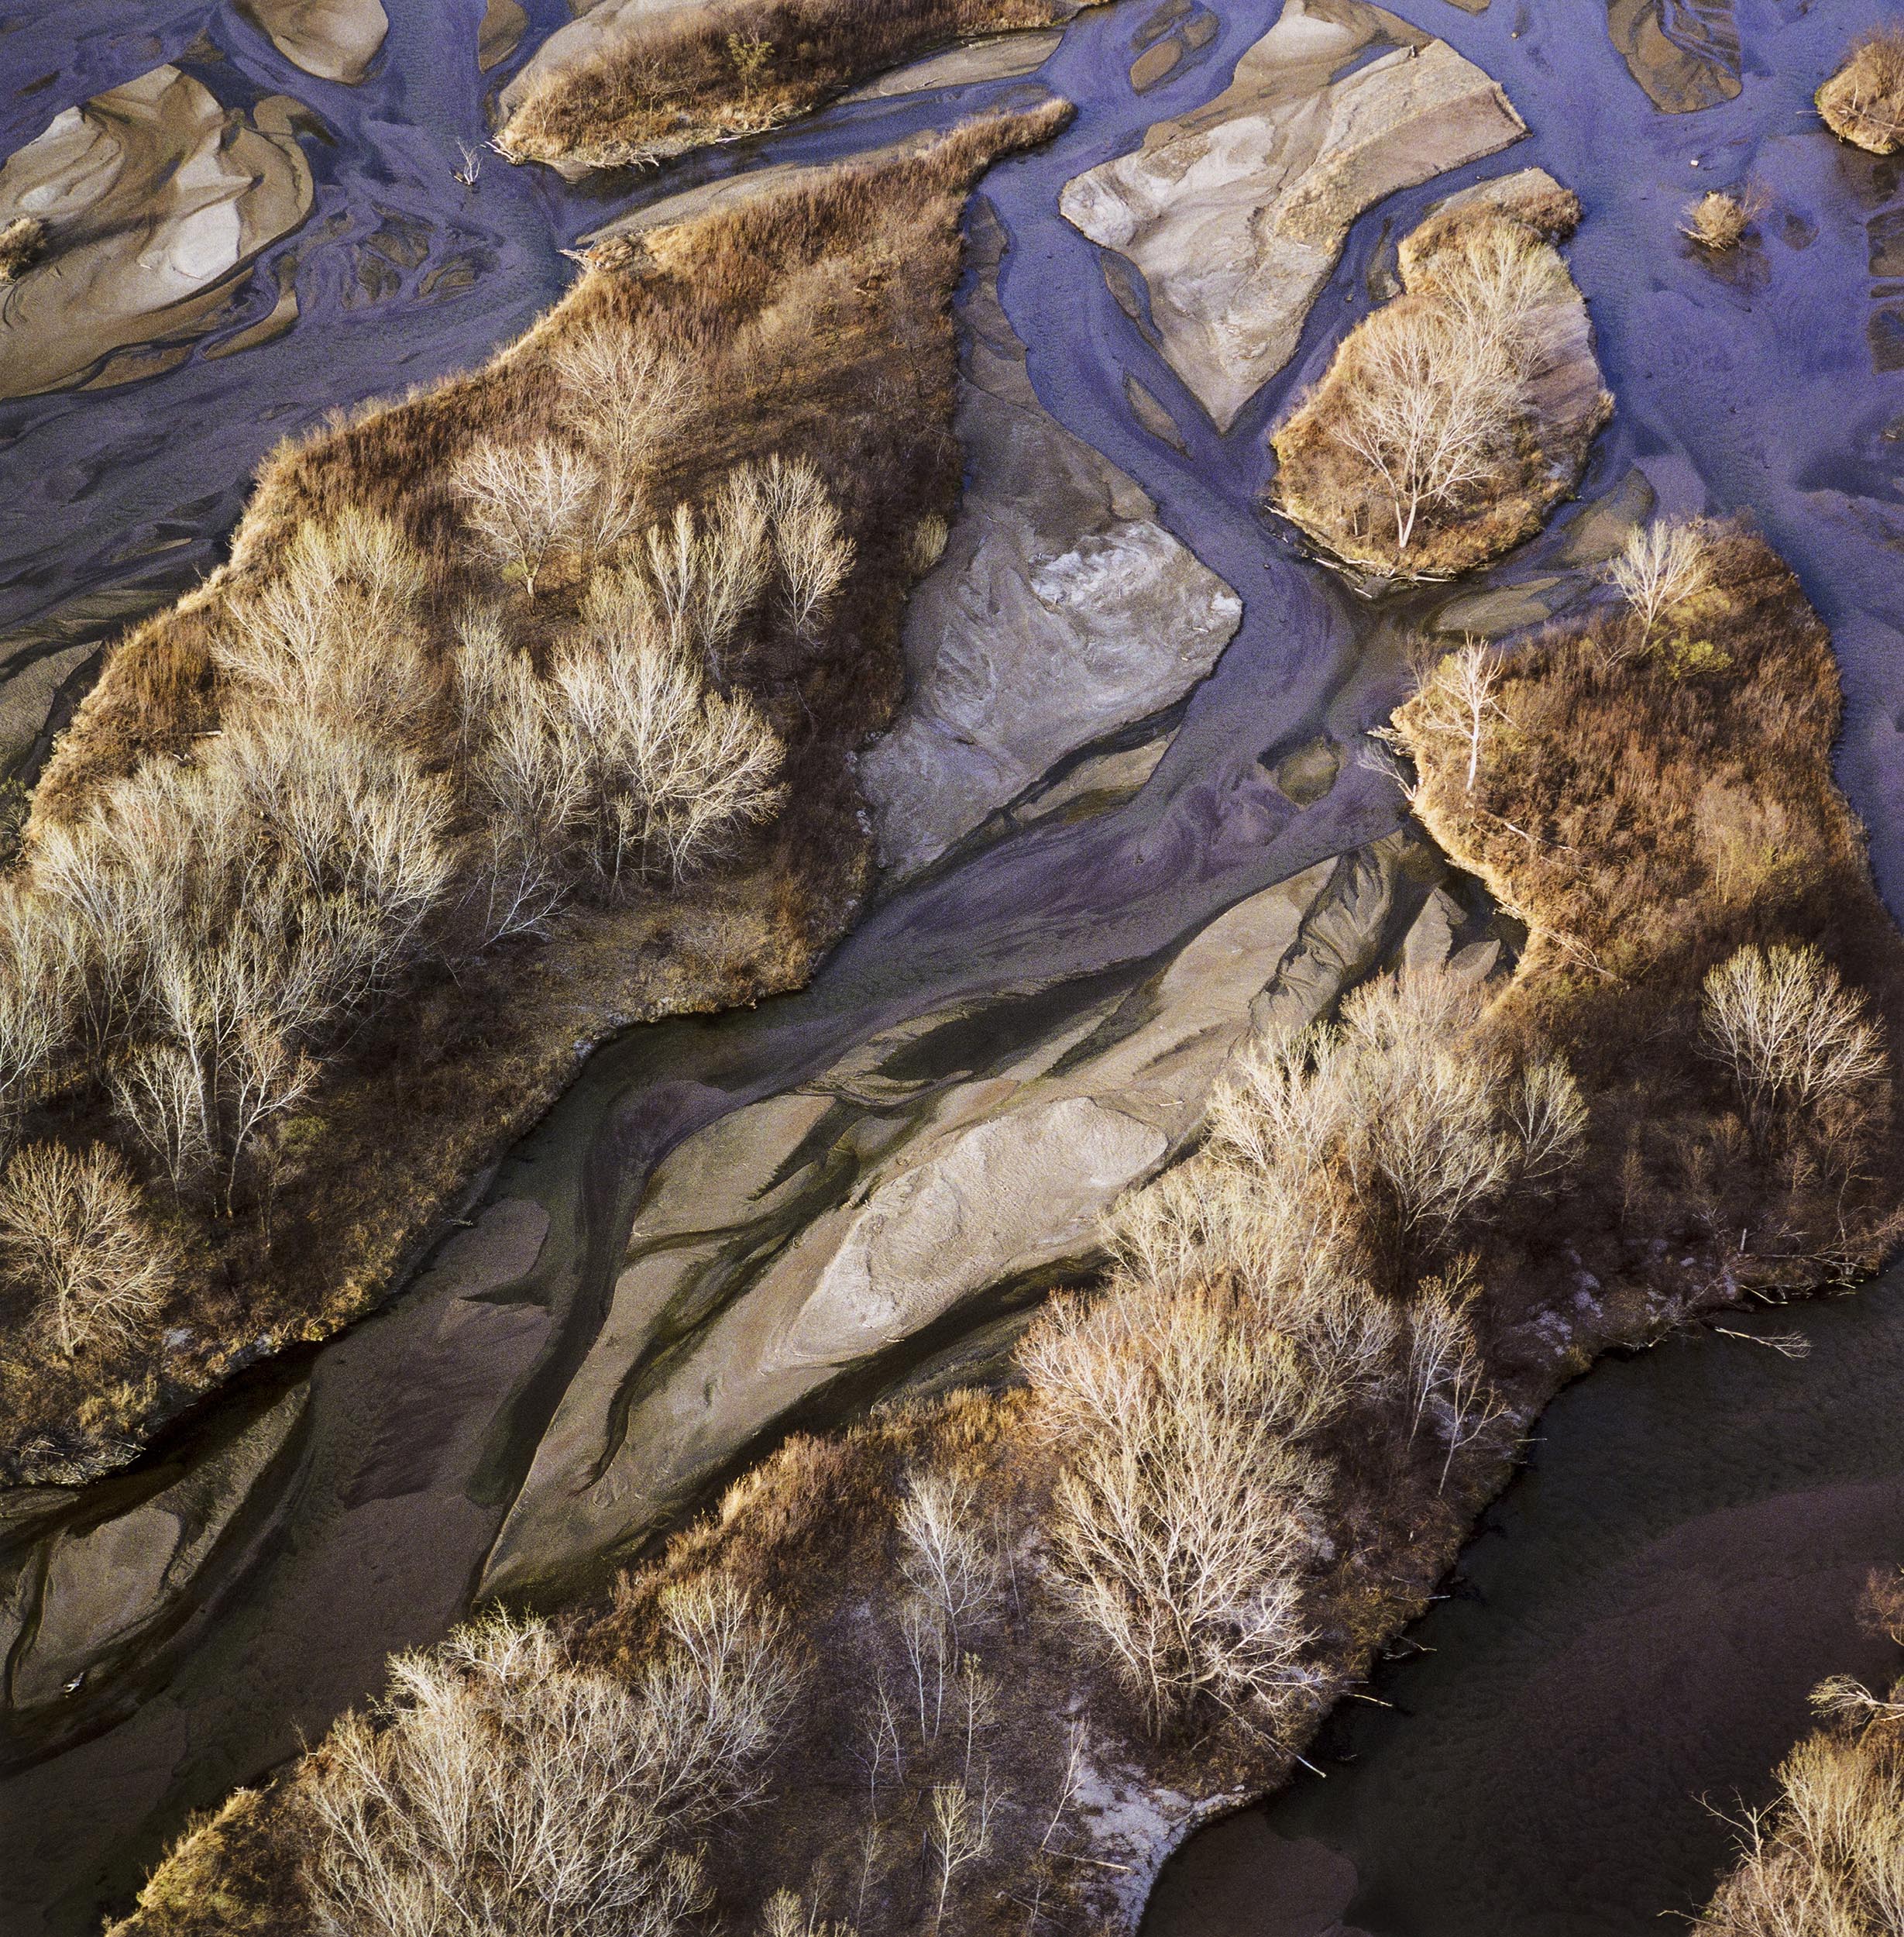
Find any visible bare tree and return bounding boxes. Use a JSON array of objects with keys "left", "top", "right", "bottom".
[
  {"left": 0, "top": 889, "right": 74, "bottom": 1144},
  {"left": 1511, "top": 1058, "right": 1589, "bottom": 1182},
  {"left": 1334, "top": 303, "right": 1518, "bottom": 564},
  {"left": 927, "top": 1777, "right": 997, "bottom": 1932},
  {"left": 0, "top": 1142, "right": 175, "bottom": 1357},
  {"left": 1603, "top": 518, "right": 1710, "bottom": 651},
  {"left": 1700, "top": 942, "right": 1888, "bottom": 1134},
  {"left": 1021, "top": 1272, "right": 1324, "bottom": 1735},
  {"left": 305, "top": 1587, "right": 799, "bottom": 1937},
  {"left": 455, "top": 440, "right": 601, "bottom": 597},
  {"left": 1405, "top": 1260, "right": 1500, "bottom": 1491},
  {"left": 759, "top": 455, "right": 855, "bottom": 638},
  {"left": 218, "top": 512, "right": 435, "bottom": 738},
  {"left": 895, "top": 1468, "right": 1001, "bottom": 1653},
  {"left": 1413, "top": 638, "right": 1504, "bottom": 791}
]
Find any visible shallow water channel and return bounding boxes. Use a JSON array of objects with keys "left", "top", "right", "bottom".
[{"left": 2, "top": 0, "right": 1904, "bottom": 1931}]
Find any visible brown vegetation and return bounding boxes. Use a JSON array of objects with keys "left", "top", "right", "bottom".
[
  {"left": 0, "top": 214, "right": 46, "bottom": 281},
  {"left": 0, "top": 105, "right": 1072, "bottom": 1486},
  {"left": 498, "top": 0, "right": 1101, "bottom": 176},
  {"left": 1271, "top": 185, "right": 1610, "bottom": 578},
  {"left": 1816, "top": 27, "right": 1904, "bottom": 155},
  {"left": 1682, "top": 184, "right": 1767, "bottom": 252},
  {"left": 1696, "top": 1571, "right": 1904, "bottom": 1936},
  {"left": 108, "top": 530, "right": 1904, "bottom": 1937}
]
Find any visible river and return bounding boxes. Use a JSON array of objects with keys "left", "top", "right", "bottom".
[{"left": 2, "top": 0, "right": 1902, "bottom": 1931}]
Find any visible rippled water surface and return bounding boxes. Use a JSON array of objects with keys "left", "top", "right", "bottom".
[{"left": 2, "top": 0, "right": 1903, "bottom": 1929}]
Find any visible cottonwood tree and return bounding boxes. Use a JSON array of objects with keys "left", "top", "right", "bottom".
[
  {"left": 0, "top": 1142, "right": 175, "bottom": 1357},
  {"left": 0, "top": 890, "right": 74, "bottom": 1144},
  {"left": 1700, "top": 942, "right": 1888, "bottom": 1135},
  {"left": 305, "top": 1588, "right": 800, "bottom": 1937},
  {"left": 455, "top": 440, "right": 601, "bottom": 597},
  {"left": 1604, "top": 518, "right": 1710, "bottom": 652},
  {"left": 1336, "top": 304, "right": 1518, "bottom": 565},
  {"left": 555, "top": 325, "right": 701, "bottom": 554},
  {"left": 219, "top": 512, "right": 436, "bottom": 739}
]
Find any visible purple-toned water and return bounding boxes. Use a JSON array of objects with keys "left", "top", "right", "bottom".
[{"left": 2, "top": 0, "right": 1902, "bottom": 1930}]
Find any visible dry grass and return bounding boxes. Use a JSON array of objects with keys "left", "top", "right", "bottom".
[
  {"left": 1, "top": 105, "right": 1072, "bottom": 1486},
  {"left": 499, "top": 0, "right": 1099, "bottom": 174},
  {"left": 1682, "top": 184, "right": 1767, "bottom": 252},
  {"left": 1817, "top": 27, "right": 1904, "bottom": 156},
  {"left": 1697, "top": 1573, "right": 1904, "bottom": 1937},
  {"left": 0, "top": 215, "right": 46, "bottom": 281},
  {"left": 1271, "top": 188, "right": 1610, "bottom": 578}
]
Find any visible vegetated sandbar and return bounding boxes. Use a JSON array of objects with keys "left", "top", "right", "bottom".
[
  {"left": 105, "top": 507, "right": 1904, "bottom": 1932},
  {"left": 1270, "top": 168, "right": 1612, "bottom": 579},
  {"left": 496, "top": 0, "right": 1108, "bottom": 178},
  {"left": 0, "top": 104, "right": 1071, "bottom": 1490}
]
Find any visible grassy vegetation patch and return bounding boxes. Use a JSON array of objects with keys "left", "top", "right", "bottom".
[
  {"left": 108, "top": 528, "right": 1904, "bottom": 1937},
  {"left": 498, "top": 0, "right": 1102, "bottom": 174},
  {"left": 0, "top": 105, "right": 1072, "bottom": 1488}
]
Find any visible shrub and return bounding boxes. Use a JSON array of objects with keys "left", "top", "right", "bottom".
[
  {"left": 0, "top": 1142, "right": 175, "bottom": 1357},
  {"left": 0, "top": 215, "right": 46, "bottom": 280},
  {"left": 1817, "top": 27, "right": 1904, "bottom": 155},
  {"left": 304, "top": 1588, "right": 801, "bottom": 1937},
  {"left": 1682, "top": 184, "right": 1766, "bottom": 251}
]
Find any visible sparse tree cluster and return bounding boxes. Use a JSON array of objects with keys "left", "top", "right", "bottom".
[
  {"left": 0, "top": 404, "right": 848, "bottom": 1350},
  {"left": 1021, "top": 965, "right": 1585, "bottom": 1735},
  {"left": 304, "top": 1586, "right": 800, "bottom": 1937}
]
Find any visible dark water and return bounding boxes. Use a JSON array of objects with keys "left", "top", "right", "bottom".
[
  {"left": 1146, "top": 1284, "right": 1904, "bottom": 1937},
  {"left": 1, "top": 0, "right": 1903, "bottom": 1930}
]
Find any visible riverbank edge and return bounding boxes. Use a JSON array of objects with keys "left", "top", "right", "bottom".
[
  {"left": 98, "top": 535, "right": 1904, "bottom": 1937},
  {"left": 496, "top": 2, "right": 1109, "bottom": 179},
  {"left": 0, "top": 105, "right": 1074, "bottom": 1495}
]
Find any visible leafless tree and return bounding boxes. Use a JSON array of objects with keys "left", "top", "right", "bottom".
[
  {"left": 1411, "top": 638, "right": 1504, "bottom": 791},
  {"left": 304, "top": 1585, "right": 799, "bottom": 1937},
  {"left": 895, "top": 1468, "right": 1002, "bottom": 1653},
  {"left": 1335, "top": 304, "right": 1518, "bottom": 565},
  {"left": 1700, "top": 942, "right": 1888, "bottom": 1134},
  {"left": 1603, "top": 518, "right": 1710, "bottom": 651},
  {"left": 758, "top": 455, "right": 855, "bottom": 637},
  {"left": 1511, "top": 1058, "right": 1589, "bottom": 1182},
  {"left": 1021, "top": 1272, "right": 1325, "bottom": 1735},
  {"left": 0, "top": 1142, "right": 175, "bottom": 1357},
  {"left": 455, "top": 440, "right": 601, "bottom": 597},
  {"left": 928, "top": 1777, "right": 997, "bottom": 1932}
]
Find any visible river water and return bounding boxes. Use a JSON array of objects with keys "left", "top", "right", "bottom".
[{"left": 2, "top": 0, "right": 1902, "bottom": 1930}]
